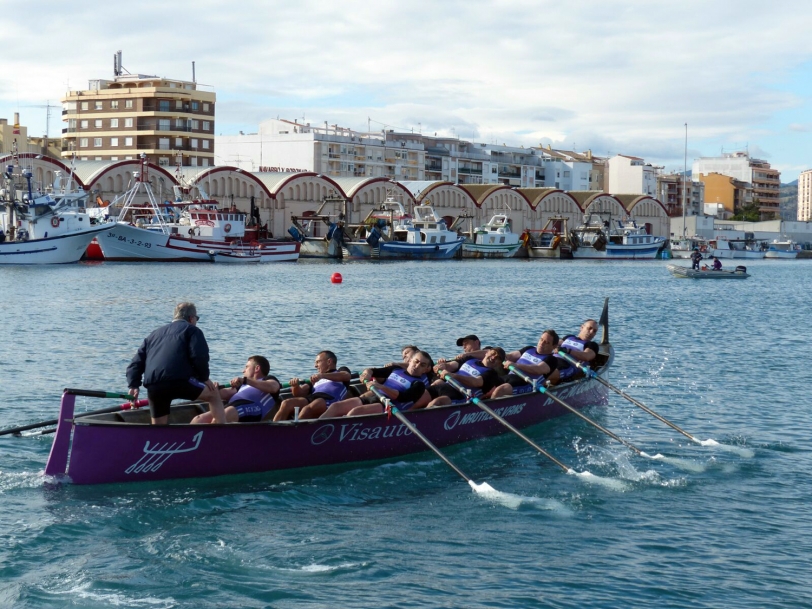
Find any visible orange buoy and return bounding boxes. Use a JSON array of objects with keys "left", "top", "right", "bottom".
[{"left": 331, "top": 272, "right": 343, "bottom": 284}]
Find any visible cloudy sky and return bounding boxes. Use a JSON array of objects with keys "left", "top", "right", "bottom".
[{"left": 2, "top": 0, "right": 811, "bottom": 180}]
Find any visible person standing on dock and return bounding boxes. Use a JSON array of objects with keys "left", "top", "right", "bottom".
[{"left": 126, "top": 302, "right": 225, "bottom": 425}]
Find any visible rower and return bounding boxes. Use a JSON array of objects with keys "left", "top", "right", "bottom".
[
  {"left": 191, "top": 355, "right": 280, "bottom": 424},
  {"left": 428, "top": 348, "right": 507, "bottom": 407},
  {"left": 553, "top": 320, "right": 599, "bottom": 383},
  {"left": 274, "top": 350, "right": 352, "bottom": 421},
  {"left": 319, "top": 350, "right": 434, "bottom": 418},
  {"left": 435, "top": 334, "right": 489, "bottom": 373},
  {"left": 492, "top": 330, "right": 561, "bottom": 396}
]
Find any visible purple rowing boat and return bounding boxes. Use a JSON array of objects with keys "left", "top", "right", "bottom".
[{"left": 45, "top": 303, "right": 614, "bottom": 486}]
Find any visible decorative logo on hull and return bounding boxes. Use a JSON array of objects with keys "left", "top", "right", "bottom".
[
  {"left": 125, "top": 431, "right": 203, "bottom": 475},
  {"left": 311, "top": 424, "right": 335, "bottom": 446}
]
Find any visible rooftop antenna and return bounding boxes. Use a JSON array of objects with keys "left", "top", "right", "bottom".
[
  {"left": 192, "top": 61, "right": 196, "bottom": 83},
  {"left": 682, "top": 123, "right": 687, "bottom": 237}
]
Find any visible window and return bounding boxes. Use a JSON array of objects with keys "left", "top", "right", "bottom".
[
  {"left": 110, "top": 118, "right": 119, "bottom": 128},
  {"left": 563, "top": 171, "right": 570, "bottom": 177},
  {"left": 124, "top": 137, "right": 133, "bottom": 146},
  {"left": 158, "top": 138, "right": 170, "bottom": 150},
  {"left": 175, "top": 119, "right": 185, "bottom": 128},
  {"left": 190, "top": 157, "right": 198, "bottom": 166},
  {"left": 79, "top": 138, "right": 88, "bottom": 147},
  {"left": 125, "top": 156, "right": 133, "bottom": 160},
  {"left": 191, "top": 138, "right": 198, "bottom": 148},
  {"left": 95, "top": 101, "right": 103, "bottom": 110},
  {"left": 203, "top": 103, "right": 209, "bottom": 112},
  {"left": 93, "top": 138, "right": 102, "bottom": 147},
  {"left": 81, "top": 102, "right": 89, "bottom": 110},
  {"left": 202, "top": 140, "right": 209, "bottom": 150},
  {"left": 80, "top": 120, "right": 88, "bottom": 129},
  {"left": 158, "top": 119, "right": 170, "bottom": 131},
  {"left": 80, "top": 156, "right": 88, "bottom": 161},
  {"left": 124, "top": 118, "right": 133, "bottom": 128},
  {"left": 176, "top": 100, "right": 183, "bottom": 109},
  {"left": 175, "top": 138, "right": 183, "bottom": 146},
  {"left": 95, "top": 157, "right": 102, "bottom": 161},
  {"left": 94, "top": 119, "right": 102, "bottom": 128},
  {"left": 191, "top": 101, "right": 199, "bottom": 111},
  {"left": 191, "top": 120, "right": 199, "bottom": 129},
  {"left": 159, "top": 157, "right": 170, "bottom": 166},
  {"left": 201, "top": 158, "right": 209, "bottom": 167},
  {"left": 125, "top": 100, "right": 133, "bottom": 109},
  {"left": 110, "top": 137, "right": 119, "bottom": 147},
  {"left": 110, "top": 156, "right": 119, "bottom": 161},
  {"left": 202, "top": 121, "right": 210, "bottom": 130},
  {"left": 111, "top": 101, "right": 119, "bottom": 109},
  {"left": 159, "top": 100, "right": 170, "bottom": 111}
]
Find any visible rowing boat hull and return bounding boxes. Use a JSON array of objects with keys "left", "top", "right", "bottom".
[{"left": 45, "top": 352, "right": 611, "bottom": 485}]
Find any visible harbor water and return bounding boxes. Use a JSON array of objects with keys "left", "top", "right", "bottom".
[{"left": 1, "top": 258, "right": 811, "bottom": 608}]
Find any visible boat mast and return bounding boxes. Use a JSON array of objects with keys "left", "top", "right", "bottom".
[{"left": 682, "top": 122, "right": 687, "bottom": 238}]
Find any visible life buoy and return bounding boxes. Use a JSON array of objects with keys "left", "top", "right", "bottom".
[
  {"left": 699, "top": 245, "right": 707, "bottom": 253},
  {"left": 551, "top": 235, "right": 561, "bottom": 249},
  {"left": 50, "top": 217, "right": 60, "bottom": 228},
  {"left": 224, "top": 223, "right": 232, "bottom": 233}
]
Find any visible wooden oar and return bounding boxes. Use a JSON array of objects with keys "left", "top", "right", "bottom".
[
  {"left": 439, "top": 373, "right": 571, "bottom": 473},
  {"left": 507, "top": 366, "right": 645, "bottom": 456},
  {"left": 367, "top": 385, "right": 496, "bottom": 493},
  {"left": 0, "top": 397, "right": 149, "bottom": 437},
  {"left": 556, "top": 351, "right": 702, "bottom": 445}
]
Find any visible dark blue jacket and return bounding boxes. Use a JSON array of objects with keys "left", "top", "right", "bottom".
[{"left": 126, "top": 320, "right": 210, "bottom": 388}]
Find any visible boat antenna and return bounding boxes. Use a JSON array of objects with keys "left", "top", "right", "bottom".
[{"left": 682, "top": 122, "right": 687, "bottom": 238}]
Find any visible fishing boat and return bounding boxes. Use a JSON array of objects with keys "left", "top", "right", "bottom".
[
  {"left": 670, "top": 237, "right": 707, "bottom": 259},
  {"left": 94, "top": 155, "right": 300, "bottom": 263},
  {"left": 1, "top": 160, "right": 108, "bottom": 265},
  {"left": 344, "top": 199, "right": 464, "bottom": 260},
  {"left": 520, "top": 217, "right": 571, "bottom": 259},
  {"left": 570, "top": 214, "right": 665, "bottom": 260},
  {"left": 287, "top": 195, "right": 347, "bottom": 259},
  {"left": 764, "top": 239, "right": 799, "bottom": 259},
  {"left": 43, "top": 304, "right": 614, "bottom": 485},
  {"left": 667, "top": 264, "right": 750, "bottom": 279},
  {"left": 459, "top": 212, "right": 521, "bottom": 259}
]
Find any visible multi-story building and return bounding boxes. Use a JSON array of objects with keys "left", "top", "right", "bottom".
[
  {"left": 606, "top": 155, "right": 659, "bottom": 196},
  {"left": 61, "top": 56, "right": 215, "bottom": 167},
  {"left": 656, "top": 173, "right": 704, "bottom": 217},
  {"left": 799, "top": 169, "right": 812, "bottom": 222},
  {"left": 698, "top": 172, "right": 752, "bottom": 216},
  {"left": 692, "top": 152, "right": 780, "bottom": 218}
]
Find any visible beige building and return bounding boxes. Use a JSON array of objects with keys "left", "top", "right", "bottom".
[
  {"left": 798, "top": 169, "right": 812, "bottom": 222},
  {"left": 698, "top": 172, "right": 752, "bottom": 216},
  {"left": 692, "top": 152, "right": 780, "bottom": 218},
  {"left": 61, "top": 55, "right": 215, "bottom": 168}
]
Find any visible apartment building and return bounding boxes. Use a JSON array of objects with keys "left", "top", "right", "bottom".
[
  {"left": 698, "top": 172, "right": 752, "bottom": 216},
  {"left": 692, "top": 152, "right": 780, "bottom": 218},
  {"left": 606, "top": 155, "right": 659, "bottom": 196},
  {"left": 61, "top": 57, "right": 215, "bottom": 167},
  {"left": 798, "top": 169, "right": 812, "bottom": 222},
  {"left": 656, "top": 173, "right": 705, "bottom": 217}
]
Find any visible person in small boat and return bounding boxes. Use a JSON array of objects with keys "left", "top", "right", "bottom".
[
  {"left": 319, "top": 350, "right": 434, "bottom": 418},
  {"left": 190, "top": 355, "right": 280, "bottom": 424},
  {"left": 690, "top": 248, "right": 702, "bottom": 270},
  {"left": 711, "top": 256, "right": 723, "bottom": 271},
  {"left": 492, "top": 330, "right": 560, "bottom": 396},
  {"left": 435, "top": 335, "right": 489, "bottom": 372},
  {"left": 273, "top": 350, "right": 352, "bottom": 421},
  {"left": 126, "top": 302, "right": 226, "bottom": 425},
  {"left": 553, "top": 320, "right": 600, "bottom": 383},
  {"left": 428, "top": 347, "right": 508, "bottom": 407}
]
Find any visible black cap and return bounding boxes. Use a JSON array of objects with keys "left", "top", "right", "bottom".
[{"left": 456, "top": 334, "right": 480, "bottom": 347}]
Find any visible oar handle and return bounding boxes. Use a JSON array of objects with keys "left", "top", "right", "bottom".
[{"left": 555, "top": 351, "right": 596, "bottom": 377}]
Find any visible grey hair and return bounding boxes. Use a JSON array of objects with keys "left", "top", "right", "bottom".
[{"left": 173, "top": 302, "right": 198, "bottom": 322}]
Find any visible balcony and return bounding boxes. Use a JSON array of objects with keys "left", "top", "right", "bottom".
[{"left": 458, "top": 166, "right": 482, "bottom": 175}]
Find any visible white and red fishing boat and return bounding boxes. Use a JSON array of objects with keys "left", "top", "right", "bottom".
[
  {"left": 43, "top": 303, "right": 614, "bottom": 486},
  {"left": 92, "top": 155, "right": 299, "bottom": 263}
]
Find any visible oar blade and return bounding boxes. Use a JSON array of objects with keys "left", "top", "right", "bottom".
[{"left": 570, "top": 469, "right": 630, "bottom": 492}]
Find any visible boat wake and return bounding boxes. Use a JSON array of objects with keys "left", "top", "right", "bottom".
[
  {"left": 277, "top": 562, "right": 367, "bottom": 573},
  {"left": 699, "top": 438, "right": 755, "bottom": 458}
]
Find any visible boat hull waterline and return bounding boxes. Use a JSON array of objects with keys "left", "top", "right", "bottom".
[
  {"left": 45, "top": 361, "right": 610, "bottom": 485},
  {"left": 0, "top": 224, "right": 109, "bottom": 264}
]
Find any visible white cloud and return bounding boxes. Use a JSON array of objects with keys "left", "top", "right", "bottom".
[{"left": 2, "top": 0, "right": 812, "bottom": 178}]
